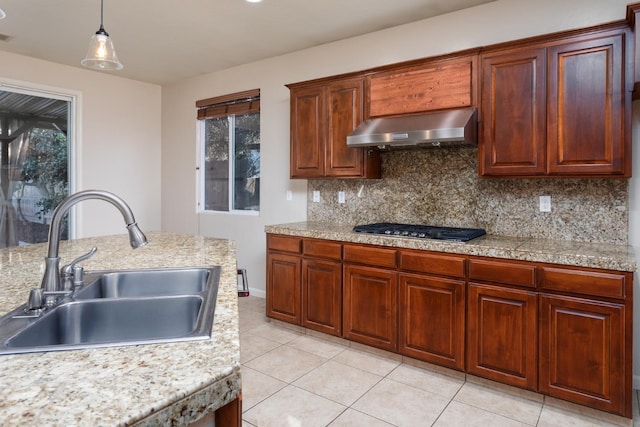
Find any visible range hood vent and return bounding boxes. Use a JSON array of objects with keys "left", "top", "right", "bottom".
[{"left": 347, "top": 108, "right": 478, "bottom": 149}]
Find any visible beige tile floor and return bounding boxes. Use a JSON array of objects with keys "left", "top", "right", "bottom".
[{"left": 238, "top": 296, "right": 639, "bottom": 427}]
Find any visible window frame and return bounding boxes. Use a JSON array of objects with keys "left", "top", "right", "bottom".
[
  {"left": 195, "top": 89, "right": 260, "bottom": 216},
  {"left": 0, "top": 79, "right": 79, "bottom": 238}
]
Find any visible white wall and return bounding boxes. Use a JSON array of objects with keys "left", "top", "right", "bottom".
[
  {"left": 162, "top": 0, "right": 631, "bottom": 299},
  {"left": 0, "top": 50, "right": 162, "bottom": 238}
]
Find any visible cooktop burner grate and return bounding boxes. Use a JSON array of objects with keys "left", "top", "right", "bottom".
[{"left": 353, "top": 222, "right": 486, "bottom": 242}]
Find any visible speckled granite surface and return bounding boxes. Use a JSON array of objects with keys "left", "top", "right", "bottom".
[
  {"left": 307, "top": 148, "right": 629, "bottom": 244},
  {"left": 266, "top": 222, "right": 637, "bottom": 272},
  {"left": 0, "top": 231, "right": 240, "bottom": 426}
]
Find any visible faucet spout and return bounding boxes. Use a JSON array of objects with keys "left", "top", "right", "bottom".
[{"left": 41, "top": 190, "right": 148, "bottom": 297}]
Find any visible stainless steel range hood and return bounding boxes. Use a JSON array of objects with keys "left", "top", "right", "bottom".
[{"left": 347, "top": 108, "right": 478, "bottom": 149}]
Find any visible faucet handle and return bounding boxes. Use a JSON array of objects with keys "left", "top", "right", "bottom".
[
  {"left": 26, "top": 288, "right": 44, "bottom": 311},
  {"left": 61, "top": 247, "right": 98, "bottom": 278}
]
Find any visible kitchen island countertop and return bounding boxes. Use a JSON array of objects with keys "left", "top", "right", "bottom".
[
  {"left": 266, "top": 221, "right": 637, "bottom": 272},
  {"left": 0, "top": 231, "right": 240, "bottom": 426}
]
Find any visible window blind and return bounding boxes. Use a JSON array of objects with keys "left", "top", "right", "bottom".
[{"left": 196, "top": 89, "right": 260, "bottom": 120}]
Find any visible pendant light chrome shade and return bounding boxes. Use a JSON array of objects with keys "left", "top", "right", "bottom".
[{"left": 81, "top": 0, "right": 123, "bottom": 71}]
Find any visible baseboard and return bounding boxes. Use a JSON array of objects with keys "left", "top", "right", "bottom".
[
  {"left": 247, "top": 288, "right": 265, "bottom": 299},
  {"left": 634, "top": 374, "right": 640, "bottom": 390}
]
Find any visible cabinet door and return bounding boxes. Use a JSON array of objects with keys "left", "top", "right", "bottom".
[
  {"left": 325, "top": 78, "right": 365, "bottom": 177},
  {"left": 467, "top": 283, "right": 537, "bottom": 390},
  {"left": 547, "top": 32, "right": 627, "bottom": 175},
  {"left": 399, "top": 273, "right": 465, "bottom": 370},
  {"left": 266, "top": 252, "right": 301, "bottom": 324},
  {"left": 539, "top": 294, "right": 627, "bottom": 416},
  {"left": 302, "top": 258, "right": 342, "bottom": 336},
  {"left": 343, "top": 265, "right": 398, "bottom": 351},
  {"left": 369, "top": 57, "right": 475, "bottom": 117},
  {"left": 290, "top": 85, "right": 324, "bottom": 178},
  {"left": 289, "top": 79, "right": 380, "bottom": 179},
  {"left": 479, "top": 47, "right": 546, "bottom": 176}
]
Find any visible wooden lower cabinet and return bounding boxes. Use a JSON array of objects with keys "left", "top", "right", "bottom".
[
  {"left": 539, "top": 294, "right": 629, "bottom": 417},
  {"left": 302, "top": 258, "right": 342, "bottom": 336},
  {"left": 266, "top": 252, "right": 301, "bottom": 324},
  {"left": 467, "top": 283, "right": 538, "bottom": 390},
  {"left": 343, "top": 264, "right": 398, "bottom": 351},
  {"left": 399, "top": 273, "right": 465, "bottom": 370},
  {"left": 267, "top": 236, "right": 342, "bottom": 332},
  {"left": 266, "top": 234, "right": 633, "bottom": 418}
]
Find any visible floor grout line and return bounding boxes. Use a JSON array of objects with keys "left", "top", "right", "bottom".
[{"left": 239, "top": 297, "right": 634, "bottom": 427}]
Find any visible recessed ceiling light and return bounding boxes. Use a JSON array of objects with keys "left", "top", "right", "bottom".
[
  {"left": 245, "top": 0, "right": 262, "bottom": 3},
  {"left": 0, "top": 8, "right": 6, "bottom": 20}
]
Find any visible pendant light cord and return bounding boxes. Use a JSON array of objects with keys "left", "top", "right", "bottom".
[
  {"left": 100, "top": 0, "right": 105, "bottom": 31},
  {"left": 96, "top": 0, "right": 108, "bottom": 36}
]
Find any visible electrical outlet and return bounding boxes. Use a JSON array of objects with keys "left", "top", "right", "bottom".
[
  {"left": 286, "top": 190, "right": 293, "bottom": 201},
  {"left": 338, "top": 191, "right": 346, "bottom": 204},
  {"left": 312, "top": 191, "right": 320, "bottom": 203},
  {"left": 539, "top": 195, "right": 551, "bottom": 212}
]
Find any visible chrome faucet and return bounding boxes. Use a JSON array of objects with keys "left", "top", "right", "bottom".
[{"left": 38, "top": 190, "right": 148, "bottom": 306}]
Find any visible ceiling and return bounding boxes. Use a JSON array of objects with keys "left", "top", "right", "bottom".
[
  {"left": 0, "top": 91, "right": 68, "bottom": 135},
  {"left": 0, "top": 0, "right": 495, "bottom": 86}
]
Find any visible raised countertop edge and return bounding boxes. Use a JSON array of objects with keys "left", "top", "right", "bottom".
[
  {"left": 265, "top": 222, "right": 637, "bottom": 272},
  {"left": 0, "top": 231, "right": 241, "bottom": 426}
]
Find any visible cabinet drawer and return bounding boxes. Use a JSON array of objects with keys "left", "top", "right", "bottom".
[
  {"left": 469, "top": 258, "right": 536, "bottom": 288},
  {"left": 540, "top": 266, "right": 627, "bottom": 299},
  {"left": 343, "top": 244, "right": 396, "bottom": 268},
  {"left": 399, "top": 250, "right": 466, "bottom": 278},
  {"left": 267, "top": 234, "right": 301, "bottom": 254},
  {"left": 303, "top": 239, "right": 342, "bottom": 260}
]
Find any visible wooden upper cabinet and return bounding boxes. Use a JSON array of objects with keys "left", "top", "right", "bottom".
[
  {"left": 547, "top": 31, "right": 628, "bottom": 176},
  {"left": 290, "top": 85, "right": 324, "bottom": 178},
  {"left": 479, "top": 47, "right": 547, "bottom": 176},
  {"left": 627, "top": 3, "right": 640, "bottom": 99},
  {"left": 480, "top": 26, "right": 631, "bottom": 178},
  {"left": 288, "top": 77, "right": 381, "bottom": 179},
  {"left": 368, "top": 55, "right": 476, "bottom": 117},
  {"left": 326, "top": 79, "right": 367, "bottom": 177}
]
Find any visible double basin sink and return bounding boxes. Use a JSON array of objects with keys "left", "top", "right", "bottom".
[{"left": 0, "top": 266, "right": 220, "bottom": 354}]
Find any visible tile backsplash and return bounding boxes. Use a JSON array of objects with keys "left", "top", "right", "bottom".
[{"left": 307, "top": 148, "right": 628, "bottom": 244}]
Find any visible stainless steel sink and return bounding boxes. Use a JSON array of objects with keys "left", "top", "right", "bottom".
[
  {"left": 0, "top": 266, "right": 220, "bottom": 354},
  {"left": 6, "top": 296, "right": 204, "bottom": 348},
  {"left": 76, "top": 267, "right": 212, "bottom": 299}
]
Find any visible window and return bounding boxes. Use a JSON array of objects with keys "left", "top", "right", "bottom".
[
  {"left": 0, "top": 87, "right": 72, "bottom": 247},
  {"left": 197, "top": 89, "right": 260, "bottom": 213}
]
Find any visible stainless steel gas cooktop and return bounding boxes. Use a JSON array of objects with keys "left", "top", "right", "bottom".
[{"left": 353, "top": 222, "right": 486, "bottom": 242}]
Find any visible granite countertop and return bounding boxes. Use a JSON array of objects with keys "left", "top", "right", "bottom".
[
  {"left": 265, "top": 221, "right": 637, "bottom": 272},
  {"left": 0, "top": 231, "right": 240, "bottom": 426}
]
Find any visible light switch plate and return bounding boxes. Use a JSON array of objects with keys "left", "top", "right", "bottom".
[
  {"left": 286, "top": 190, "right": 293, "bottom": 201},
  {"left": 312, "top": 191, "right": 320, "bottom": 203},
  {"left": 338, "top": 191, "right": 346, "bottom": 204}
]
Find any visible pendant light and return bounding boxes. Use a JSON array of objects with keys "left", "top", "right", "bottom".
[{"left": 81, "top": 0, "right": 123, "bottom": 71}]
